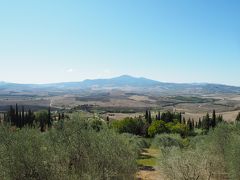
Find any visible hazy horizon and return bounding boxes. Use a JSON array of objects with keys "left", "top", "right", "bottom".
[
  {"left": 1, "top": 74, "right": 240, "bottom": 87},
  {"left": 0, "top": 1, "right": 239, "bottom": 85}
]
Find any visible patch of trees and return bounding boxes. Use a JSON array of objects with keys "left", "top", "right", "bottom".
[
  {"left": 147, "top": 111, "right": 189, "bottom": 138},
  {"left": 4, "top": 104, "right": 36, "bottom": 128},
  {"left": 197, "top": 110, "right": 224, "bottom": 133},
  {"left": 112, "top": 110, "right": 190, "bottom": 137},
  {"left": 158, "top": 123, "right": 240, "bottom": 179},
  {"left": 3, "top": 104, "right": 53, "bottom": 132},
  {"left": 112, "top": 109, "right": 229, "bottom": 138},
  {"left": 111, "top": 117, "right": 148, "bottom": 136},
  {"left": 0, "top": 114, "right": 138, "bottom": 179}
]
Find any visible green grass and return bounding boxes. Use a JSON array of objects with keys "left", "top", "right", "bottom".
[
  {"left": 137, "top": 157, "right": 157, "bottom": 167},
  {"left": 137, "top": 148, "right": 159, "bottom": 167}
]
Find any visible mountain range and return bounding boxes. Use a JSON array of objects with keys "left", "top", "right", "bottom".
[{"left": 0, "top": 75, "right": 240, "bottom": 94}]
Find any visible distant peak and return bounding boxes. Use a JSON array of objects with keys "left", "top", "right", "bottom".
[{"left": 117, "top": 75, "right": 134, "bottom": 78}]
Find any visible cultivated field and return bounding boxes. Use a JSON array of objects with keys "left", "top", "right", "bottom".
[{"left": 1, "top": 88, "right": 240, "bottom": 121}]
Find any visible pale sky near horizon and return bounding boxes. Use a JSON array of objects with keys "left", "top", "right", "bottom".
[{"left": 0, "top": 0, "right": 239, "bottom": 85}]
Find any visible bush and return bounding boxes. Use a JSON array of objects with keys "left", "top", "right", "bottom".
[
  {"left": 52, "top": 119, "right": 138, "bottom": 179},
  {"left": 121, "top": 133, "right": 151, "bottom": 153},
  {"left": 0, "top": 113, "right": 138, "bottom": 180},
  {"left": 158, "top": 123, "right": 240, "bottom": 179},
  {"left": 151, "top": 134, "right": 188, "bottom": 149},
  {"left": 111, "top": 117, "right": 147, "bottom": 136},
  {"left": 0, "top": 126, "right": 64, "bottom": 180},
  {"left": 148, "top": 120, "right": 189, "bottom": 137},
  {"left": 148, "top": 120, "right": 167, "bottom": 137},
  {"left": 159, "top": 146, "right": 216, "bottom": 180}
]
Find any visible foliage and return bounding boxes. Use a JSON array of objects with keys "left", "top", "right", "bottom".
[
  {"left": 5, "top": 105, "right": 36, "bottom": 128},
  {"left": 111, "top": 117, "right": 148, "bottom": 136},
  {"left": 159, "top": 111, "right": 182, "bottom": 123},
  {"left": 236, "top": 112, "right": 240, "bottom": 122},
  {"left": 158, "top": 123, "right": 240, "bottom": 180},
  {"left": 151, "top": 134, "right": 188, "bottom": 149},
  {"left": 121, "top": 133, "right": 151, "bottom": 153},
  {"left": 0, "top": 126, "right": 62, "bottom": 180},
  {"left": 199, "top": 110, "right": 223, "bottom": 133},
  {"left": 0, "top": 113, "right": 138, "bottom": 180},
  {"left": 145, "top": 110, "right": 152, "bottom": 124},
  {"left": 148, "top": 120, "right": 167, "bottom": 137},
  {"left": 35, "top": 110, "right": 51, "bottom": 132},
  {"left": 4, "top": 105, "right": 52, "bottom": 132},
  {"left": 148, "top": 120, "right": 189, "bottom": 137}
]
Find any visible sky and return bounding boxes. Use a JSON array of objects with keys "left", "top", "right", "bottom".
[{"left": 0, "top": 0, "right": 239, "bottom": 85}]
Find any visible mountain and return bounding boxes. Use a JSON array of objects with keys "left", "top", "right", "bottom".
[
  {"left": 1, "top": 75, "right": 240, "bottom": 94},
  {"left": 79, "top": 75, "right": 161, "bottom": 88}
]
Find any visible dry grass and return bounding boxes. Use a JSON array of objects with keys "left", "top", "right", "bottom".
[{"left": 128, "top": 95, "right": 156, "bottom": 102}]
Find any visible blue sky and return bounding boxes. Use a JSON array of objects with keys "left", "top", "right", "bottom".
[{"left": 0, "top": 0, "right": 239, "bottom": 85}]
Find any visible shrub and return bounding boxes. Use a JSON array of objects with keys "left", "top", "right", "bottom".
[
  {"left": 121, "top": 133, "right": 151, "bottom": 153},
  {"left": 159, "top": 146, "right": 214, "bottom": 180},
  {"left": 148, "top": 120, "right": 167, "bottom": 137},
  {"left": 148, "top": 120, "right": 189, "bottom": 137},
  {"left": 0, "top": 113, "right": 138, "bottom": 180},
  {"left": 111, "top": 117, "right": 147, "bottom": 136},
  {"left": 158, "top": 123, "right": 240, "bottom": 180},
  {"left": 166, "top": 122, "right": 188, "bottom": 135},
  {"left": 0, "top": 126, "right": 64, "bottom": 180},
  {"left": 151, "top": 134, "right": 188, "bottom": 149},
  {"left": 53, "top": 119, "right": 138, "bottom": 179}
]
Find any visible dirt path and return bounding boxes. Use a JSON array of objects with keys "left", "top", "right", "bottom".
[{"left": 136, "top": 148, "right": 164, "bottom": 180}]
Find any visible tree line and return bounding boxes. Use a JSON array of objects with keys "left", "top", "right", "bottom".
[
  {"left": 1, "top": 104, "right": 66, "bottom": 132},
  {"left": 3, "top": 104, "right": 37, "bottom": 128},
  {"left": 148, "top": 109, "right": 224, "bottom": 132},
  {"left": 112, "top": 109, "right": 240, "bottom": 138}
]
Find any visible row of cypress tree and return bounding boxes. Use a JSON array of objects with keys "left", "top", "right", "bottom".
[
  {"left": 145, "top": 109, "right": 223, "bottom": 132},
  {"left": 3, "top": 104, "right": 52, "bottom": 130}
]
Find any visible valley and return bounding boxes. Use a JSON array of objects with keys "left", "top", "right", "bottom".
[{"left": 1, "top": 76, "right": 240, "bottom": 122}]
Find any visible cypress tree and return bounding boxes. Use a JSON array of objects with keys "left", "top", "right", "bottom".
[
  {"left": 198, "top": 118, "right": 202, "bottom": 129},
  {"left": 187, "top": 118, "right": 190, "bottom": 129},
  {"left": 19, "top": 111, "right": 22, "bottom": 128},
  {"left": 40, "top": 118, "right": 44, "bottom": 132},
  {"left": 212, "top": 109, "right": 216, "bottom": 128},
  {"left": 145, "top": 110, "right": 149, "bottom": 120},
  {"left": 203, "top": 113, "right": 210, "bottom": 131},
  {"left": 182, "top": 117, "right": 186, "bottom": 124},
  {"left": 195, "top": 121, "right": 198, "bottom": 128},
  {"left": 9, "top": 105, "right": 15, "bottom": 125},
  {"left": 28, "top": 109, "right": 34, "bottom": 127},
  {"left": 15, "top": 104, "right": 19, "bottom": 127},
  {"left": 48, "top": 107, "right": 52, "bottom": 128},
  {"left": 3, "top": 113, "right": 6, "bottom": 122},
  {"left": 148, "top": 110, "right": 152, "bottom": 124},
  {"left": 179, "top": 112, "right": 182, "bottom": 123},
  {"left": 192, "top": 119, "right": 195, "bottom": 130},
  {"left": 25, "top": 109, "right": 29, "bottom": 126},
  {"left": 106, "top": 116, "right": 110, "bottom": 125},
  {"left": 21, "top": 106, "right": 25, "bottom": 127},
  {"left": 236, "top": 112, "right": 240, "bottom": 122},
  {"left": 157, "top": 111, "right": 161, "bottom": 120},
  {"left": 187, "top": 118, "right": 193, "bottom": 131},
  {"left": 216, "top": 115, "right": 223, "bottom": 124}
]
